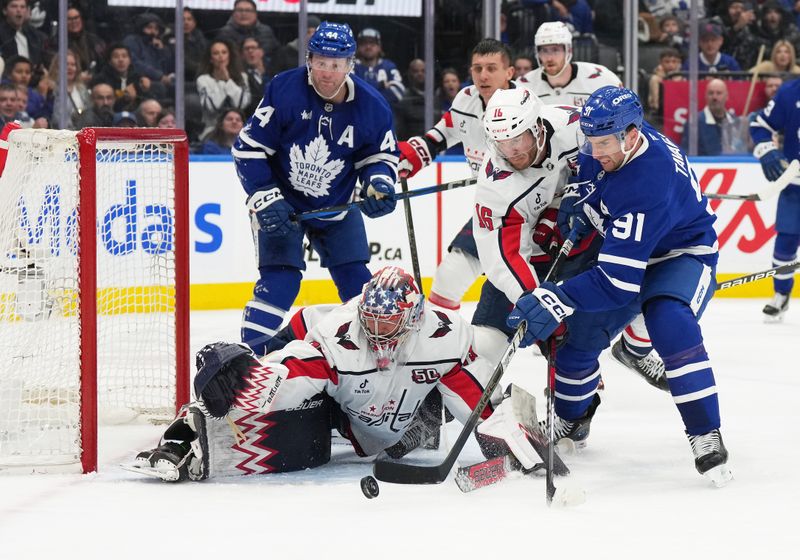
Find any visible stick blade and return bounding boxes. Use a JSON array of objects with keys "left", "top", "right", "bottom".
[{"left": 759, "top": 158, "right": 800, "bottom": 201}]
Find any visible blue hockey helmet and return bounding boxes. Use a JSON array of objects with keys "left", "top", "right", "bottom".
[
  {"left": 307, "top": 21, "right": 356, "bottom": 59},
  {"left": 579, "top": 86, "right": 643, "bottom": 137}
]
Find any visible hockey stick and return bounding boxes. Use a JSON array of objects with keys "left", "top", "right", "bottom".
[
  {"left": 704, "top": 159, "right": 799, "bottom": 202},
  {"left": 545, "top": 337, "right": 558, "bottom": 505},
  {"left": 372, "top": 234, "right": 576, "bottom": 485},
  {"left": 294, "top": 177, "right": 477, "bottom": 222},
  {"left": 716, "top": 261, "right": 800, "bottom": 291},
  {"left": 400, "top": 176, "right": 424, "bottom": 294}
]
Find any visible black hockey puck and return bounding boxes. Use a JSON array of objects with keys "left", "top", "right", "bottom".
[{"left": 360, "top": 475, "right": 380, "bottom": 499}]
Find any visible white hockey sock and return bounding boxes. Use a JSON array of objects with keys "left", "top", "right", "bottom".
[
  {"left": 429, "top": 249, "right": 483, "bottom": 309},
  {"left": 622, "top": 314, "right": 653, "bottom": 357}
]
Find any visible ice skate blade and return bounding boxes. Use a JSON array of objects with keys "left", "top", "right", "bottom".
[
  {"left": 120, "top": 462, "right": 181, "bottom": 482},
  {"left": 763, "top": 314, "right": 785, "bottom": 324},
  {"left": 703, "top": 464, "right": 733, "bottom": 488}
]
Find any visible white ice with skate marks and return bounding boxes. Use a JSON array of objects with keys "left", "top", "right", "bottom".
[{"left": 0, "top": 300, "right": 797, "bottom": 559}]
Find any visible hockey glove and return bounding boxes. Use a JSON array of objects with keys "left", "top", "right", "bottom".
[
  {"left": 532, "top": 208, "right": 563, "bottom": 259},
  {"left": 754, "top": 142, "right": 788, "bottom": 182},
  {"left": 247, "top": 187, "right": 299, "bottom": 236},
  {"left": 193, "top": 342, "right": 259, "bottom": 418},
  {"left": 360, "top": 177, "right": 397, "bottom": 218},
  {"left": 398, "top": 137, "right": 433, "bottom": 178},
  {"left": 506, "top": 282, "right": 575, "bottom": 348},
  {"left": 557, "top": 188, "right": 593, "bottom": 242}
]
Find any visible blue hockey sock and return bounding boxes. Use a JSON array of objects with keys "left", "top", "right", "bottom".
[
  {"left": 329, "top": 262, "right": 371, "bottom": 302},
  {"left": 554, "top": 347, "right": 601, "bottom": 420},
  {"left": 645, "top": 297, "right": 720, "bottom": 435},
  {"left": 772, "top": 232, "right": 799, "bottom": 295},
  {"left": 242, "top": 267, "right": 302, "bottom": 355}
]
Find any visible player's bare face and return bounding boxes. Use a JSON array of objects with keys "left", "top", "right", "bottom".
[
  {"left": 309, "top": 55, "right": 350, "bottom": 100},
  {"left": 497, "top": 130, "right": 536, "bottom": 170},
  {"left": 538, "top": 45, "right": 566, "bottom": 76},
  {"left": 471, "top": 53, "right": 514, "bottom": 104},
  {"left": 585, "top": 130, "right": 640, "bottom": 171}
]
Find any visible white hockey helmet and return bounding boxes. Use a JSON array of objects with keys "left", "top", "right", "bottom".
[
  {"left": 534, "top": 22, "right": 573, "bottom": 72},
  {"left": 483, "top": 88, "right": 545, "bottom": 159}
]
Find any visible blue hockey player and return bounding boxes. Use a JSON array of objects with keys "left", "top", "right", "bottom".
[
  {"left": 506, "top": 86, "right": 733, "bottom": 487},
  {"left": 750, "top": 79, "right": 800, "bottom": 321},
  {"left": 232, "top": 21, "right": 399, "bottom": 356}
]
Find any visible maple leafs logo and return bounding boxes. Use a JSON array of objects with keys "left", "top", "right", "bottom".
[
  {"left": 486, "top": 159, "right": 513, "bottom": 182},
  {"left": 430, "top": 310, "right": 452, "bottom": 338},
  {"left": 335, "top": 322, "right": 359, "bottom": 350},
  {"left": 288, "top": 135, "right": 345, "bottom": 198}
]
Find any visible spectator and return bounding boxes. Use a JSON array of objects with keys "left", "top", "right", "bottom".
[
  {"left": 681, "top": 20, "right": 741, "bottom": 73},
  {"left": 393, "top": 58, "right": 425, "bottom": 140},
  {"left": 177, "top": 7, "right": 207, "bottom": 88},
  {"left": 552, "top": 0, "right": 594, "bottom": 34},
  {"left": 216, "top": 0, "right": 279, "bottom": 58},
  {"left": 196, "top": 39, "right": 250, "bottom": 140},
  {"left": 136, "top": 98, "right": 162, "bottom": 127},
  {"left": 0, "top": 82, "right": 20, "bottom": 125},
  {"left": 513, "top": 55, "right": 534, "bottom": 79},
  {"left": 750, "top": 39, "right": 800, "bottom": 75},
  {"left": 721, "top": 1, "right": 762, "bottom": 69},
  {"left": 112, "top": 110, "right": 137, "bottom": 128},
  {"left": 756, "top": 1, "right": 800, "bottom": 56},
  {"left": 157, "top": 107, "right": 176, "bottom": 128},
  {"left": 123, "top": 13, "right": 174, "bottom": 93},
  {"left": 47, "top": 48, "right": 89, "bottom": 129},
  {"left": 438, "top": 67, "right": 460, "bottom": 113},
  {"left": 73, "top": 82, "right": 114, "bottom": 127},
  {"left": 199, "top": 108, "right": 244, "bottom": 154},
  {"left": 354, "top": 28, "right": 404, "bottom": 106},
  {"left": 763, "top": 74, "right": 784, "bottom": 100},
  {"left": 12, "top": 84, "right": 37, "bottom": 126},
  {"left": 66, "top": 5, "right": 106, "bottom": 79},
  {"left": 91, "top": 43, "right": 153, "bottom": 112},
  {"left": 652, "top": 15, "right": 687, "bottom": 54},
  {"left": 3, "top": 55, "right": 48, "bottom": 120},
  {"left": 241, "top": 37, "right": 267, "bottom": 116},
  {"left": 681, "top": 78, "right": 746, "bottom": 155},
  {"left": 268, "top": 15, "right": 320, "bottom": 76},
  {"left": 0, "top": 0, "right": 48, "bottom": 67},
  {"left": 648, "top": 47, "right": 684, "bottom": 115}
]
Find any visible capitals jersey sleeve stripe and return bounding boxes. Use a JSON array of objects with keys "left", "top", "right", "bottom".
[
  {"left": 282, "top": 355, "right": 336, "bottom": 382},
  {"left": 439, "top": 362, "right": 493, "bottom": 423},
  {"left": 499, "top": 207, "right": 539, "bottom": 296},
  {"left": 288, "top": 307, "right": 309, "bottom": 340}
]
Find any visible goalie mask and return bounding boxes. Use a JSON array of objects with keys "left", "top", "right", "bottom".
[
  {"left": 358, "top": 266, "right": 424, "bottom": 370},
  {"left": 483, "top": 88, "right": 546, "bottom": 170}
]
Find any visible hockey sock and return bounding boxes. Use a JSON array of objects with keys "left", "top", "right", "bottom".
[
  {"left": 241, "top": 267, "right": 301, "bottom": 356},
  {"left": 329, "top": 262, "right": 371, "bottom": 301},
  {"left": 554, "top": 347, "right": 601, "bottom": 420},
  {"left": 644, "top": 297, "right": 720, "bottom": 435},
  {"left": 620, "top": 314, "right": 653, "bottom": 358},
  {"left": 429, "top": 249, "right": 483, "bottom": 309},
  {"left": 772, "top": 232, "right": 799, "bottom": 295}
]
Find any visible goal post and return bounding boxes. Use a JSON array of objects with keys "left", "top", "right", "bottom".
[{"left": 0, "top": 128, "right": 191, "bottom": 474}]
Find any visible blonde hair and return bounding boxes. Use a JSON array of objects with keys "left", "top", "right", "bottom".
[
  {"left": 770, "top": 40, "right": 796, "bottom": 72},
  {"left": 48, "top": 49, "right": 82, "bottom": 85}
]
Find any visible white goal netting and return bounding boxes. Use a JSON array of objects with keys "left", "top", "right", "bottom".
[{"left": 0, "top": 129, "right": 184, "bottom": 472}]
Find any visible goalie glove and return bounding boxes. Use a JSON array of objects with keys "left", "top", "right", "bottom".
[
  {"left": 193, "top": 342, "right": 261, "bottom": 419},
  {"left": 247, "top": 187, "right": 299, "bottom": 236},
  {"left": 754, "top": 142, "right": 789, "bottom": 182},
  {"left": 398, "top": 136, "right": 433, "bottom": 178}
]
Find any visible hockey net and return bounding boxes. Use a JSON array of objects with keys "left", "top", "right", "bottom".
[{"left": 0, "top": 128, "right": 190, "bottom": 474}]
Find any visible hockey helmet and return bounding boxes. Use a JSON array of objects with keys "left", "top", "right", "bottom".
[
  {"left": 579, "top": 86, "right": 644, "bottom": 159},
  {"left": 358, "top": 266, "right": 424, "bottom": 370},
  {"left": 534, "top": 22, "right": 573, "bottom": 72},
  {"left": 483, "top": 88, "right": 546, "bottom": 162},
  {"left": 307, "top": 21, "right": 356, "bottom": 59}
]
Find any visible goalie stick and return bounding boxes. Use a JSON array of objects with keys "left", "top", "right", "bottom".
[
  {"left": 295, "top": 177, "right": 477, "bottom": 222},
  {"left": 704, "top": 159, "right": 800, "bottom": 201},
  {"left": 372, "top": 234, "right": 577, "bottom": 485},
  {"left": 716, "top": 261, "right": 800, "bottom": 291}
]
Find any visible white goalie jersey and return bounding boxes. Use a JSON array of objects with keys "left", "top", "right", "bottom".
[
  {"left": 250, "top": 299, "right": 492, "bottom": 456},
  {"left": 473, "top": 104, "right": 582, "bottom": 302},
  {"left": 518, "top": 62, "right": 621, "bottom": 107},
  {"left": 425, "top": 82, "right": 519, "bottom": 177}
]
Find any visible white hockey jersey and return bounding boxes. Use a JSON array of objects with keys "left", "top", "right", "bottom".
[
  {"left": 518, "top": 62, "right": 621, "bottom": 107},
  {"left": 244, "top": 299, "right": 492, "bottom": 456},
  {"left": 472, "top": 105, "right": 582, "bottom": 303},
  {"left": 424, "top": 82, "right": 520, "bottom": 177}
]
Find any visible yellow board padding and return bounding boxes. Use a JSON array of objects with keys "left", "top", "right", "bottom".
[{"left": 189, "top": 272, "right": 798, "bottom": 310}]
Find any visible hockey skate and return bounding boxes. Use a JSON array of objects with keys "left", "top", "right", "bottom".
[
  {"left": 687, "top": 429, "right": 732, "bottom": 488},
  {"left": 540, "top": 394, "right": 601, "bottom": 454},
  {"left": 763, "top": 292, "right": 789, "bottom": 323},
  {"left": 611, "top": 339, "right": 669, "bottom": 392}
]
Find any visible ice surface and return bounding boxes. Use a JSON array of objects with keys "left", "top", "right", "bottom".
[{"left": 0, "top": 300, "right": 797, "bottom": 559}]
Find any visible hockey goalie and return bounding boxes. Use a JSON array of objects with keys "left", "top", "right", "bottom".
[{"left": 128, "top": 266, "right": 550, "bottom": 482}]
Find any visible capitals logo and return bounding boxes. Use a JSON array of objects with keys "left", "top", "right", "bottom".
[
  {"left": 485, "top": 159, "right": 513, "bottom": 182},
  {"left": 555, "top": 106, "right": 581, "bottom": 125},
  {"left": 430, "top": 310, "right": 452, "bottom": 338},
  {"left": 335, "top": 322, "right": 359, "bottom": 350},
  {"left": 587, "top": 66, "right": 604, "bottom": 79}
]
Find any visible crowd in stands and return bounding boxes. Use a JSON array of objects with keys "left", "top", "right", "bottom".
[{"left": 1, "top": 0, "right": 799, "bottom": 156}]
